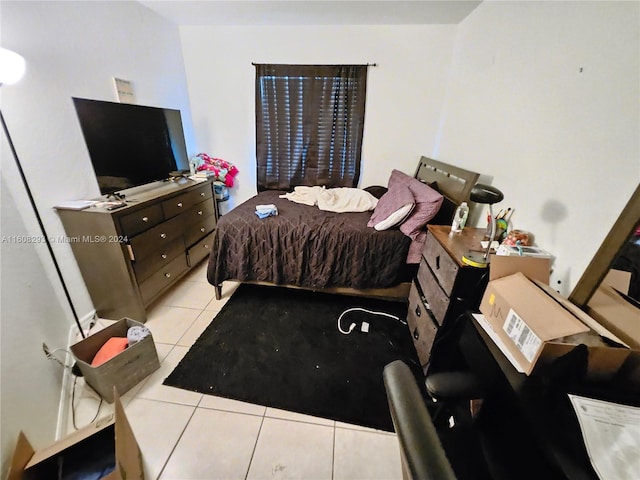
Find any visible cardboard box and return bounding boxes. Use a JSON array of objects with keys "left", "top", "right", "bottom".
[
  {"left": 479, "top": 271, "right": 631, "bottom": 379},
  {"left": 6, "top": 391, "right": 144, "bottom": 480},
  {"left": 70, "top": 318, "right": 160, "bottom": 403}
]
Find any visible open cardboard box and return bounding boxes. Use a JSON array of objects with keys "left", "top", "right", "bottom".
[
  {"left": 6, "top": 390, "right": 144, "bottom": 480},
  {"left": 479, "top": 256, "right": 632, "bottom": 379},
  {"left": 587, "top": 269, "right": 640, "bottom": 387}
]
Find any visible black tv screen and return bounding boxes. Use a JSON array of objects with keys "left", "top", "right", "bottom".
[{"left": 73, "top": 98, "right": 190, "bottom": 195}]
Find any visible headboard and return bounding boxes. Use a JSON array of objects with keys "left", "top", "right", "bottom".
[{"left": 413, "top": 156, "right": 480, "bottom": 225}]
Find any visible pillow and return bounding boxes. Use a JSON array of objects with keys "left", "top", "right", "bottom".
[
  {"left": 388, "top": 169, "right": 444, "bottom": 239},
  {"left": 91, "top": 337, "right": 129, "bottom": 367},
  {"left": 363, "top": 185, "right": 388, "bottom": 199},
  {"left": 367, "top": 182, "right": 415, "bottom": 231}
]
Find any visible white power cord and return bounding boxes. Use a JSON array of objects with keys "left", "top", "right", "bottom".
[{"left": 337, "top": 307, "right": 407, "bottom": 335}]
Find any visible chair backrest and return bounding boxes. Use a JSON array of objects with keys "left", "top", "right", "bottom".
[{"left": 383, "top": 360, "right": 457, "bottom": 480}]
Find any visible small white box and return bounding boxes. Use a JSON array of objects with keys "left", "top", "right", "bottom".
[{"left": 496, "top": 244, "right": 553, "bottom": 259}]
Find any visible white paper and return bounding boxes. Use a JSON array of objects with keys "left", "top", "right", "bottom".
[
  {"left": 568, "top": 394, "right": 640, "bottom": 480},
  {"left": 472, "top": 313, "right": 525, "bottom": 373}
]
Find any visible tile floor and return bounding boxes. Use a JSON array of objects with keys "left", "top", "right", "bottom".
[{"left": 67, "top": 261, "right": 403, "bottom": 479}]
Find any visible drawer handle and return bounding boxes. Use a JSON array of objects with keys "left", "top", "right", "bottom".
[
  {"left": 200, "top": 192, "right": 205, "bottom": 197},
  {"left": 200, "top": 227, "right": 206, "bottom": 233},
  {"left": 142, "top": 216, "right": 149, "bottom": 222},
  {"left": 198, "top": 210, "right": 203, "bottom": 215},
  {"left": 164, "top": 272, "right": 171, "bottom": 278},
  {"left": 161, "top": 254, "right": 168, "bottom": 259},
  {"left": 177, "top": 202, "right": 183, "bottom": 208},
  {"left": 415, "top": 305, "right": 421, "bottom": 317},
  {"left": 160, "top": 233, "right": 167, "bottom": 239},
  {"left": 413, "top": 327, "right": 419, "bottom": 340},
  {"left": 204, "top": 244, "right": 209, "bottom": 249},
  {"left": 435, "top": 255, "right": 440, "bottom": 270}
]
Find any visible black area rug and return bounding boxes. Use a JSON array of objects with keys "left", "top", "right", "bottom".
[{"left": 163, "top": 284, "right": 425, "bottom": 432}]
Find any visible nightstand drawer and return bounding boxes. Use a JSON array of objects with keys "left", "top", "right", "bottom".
[
  {"left": 423, "top": 232, "right": 459, "bottom": 295},
  {"left": 416, "top": 260, "right": 449, "bottom": 326},
  {"left": 407, "top": 281, "right": 439, "bottom": 367}
]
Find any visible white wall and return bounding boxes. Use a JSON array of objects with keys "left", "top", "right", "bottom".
[
  {"left": 1, "top": 1, "right": 193, "bottom": 473},
  {"left": 436, "top": 1, "right": 639, "bottom": 294},
  {"left": 179, "top": 25, "right": 458, "bottom": 213}
]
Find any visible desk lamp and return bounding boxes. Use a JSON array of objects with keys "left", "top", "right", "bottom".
[{"left": 462, "top": 184, "right": 504, "bottom": 268}]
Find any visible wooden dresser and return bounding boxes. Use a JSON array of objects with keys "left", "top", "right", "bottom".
[
  {"left": 57, "top": 179, "right": 217, "bottom": 322},
  {"left": 407, "top": 224, "right": 489, "bottom": 370}
]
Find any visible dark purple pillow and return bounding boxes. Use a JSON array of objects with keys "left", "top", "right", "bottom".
[
  {"left": 367, "top": 183, "right": 415, "bottom": 230},
  {"left": 388, "top": 169, "right": 444, "bottom": 239}
]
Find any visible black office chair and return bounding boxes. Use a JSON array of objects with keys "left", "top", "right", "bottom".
[{"left": 384, "top": 361, "right": 495, "bottom": 480}]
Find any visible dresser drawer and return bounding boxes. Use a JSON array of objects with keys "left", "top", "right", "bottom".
[
  {"left": 162, "top": 183, "right": 213, "bottom": 219},
  {"left": 119, "top": 204, "right": 164, "bottom": 236},
  {"left": 129, "top": 214, "right": 184, "bottom": 261},
  {"left": 133, "top": 237, "right": 185, "bottom": 282},
  {"left": 139, "top": 254, "right": 189, "bottom": 303},
  {"left": 187, "top": 232, "right": 214, "bottom": 267},
  {"left": 423, "top": 232, "right": 459, "bottom": 295},
  {"left": 416, "top": 260, "right": 449, "bottom": 326},
  {"left": 407, "top": 281, "right": 439, "bottom": 367},
  {"left": 182, "top": 198, "right": 216, "bottom": 227},
  {"left": 184, "top": 214, "right": 217, "bottom": 248}
]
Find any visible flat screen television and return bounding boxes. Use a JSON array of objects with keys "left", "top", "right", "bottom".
[{"left": 72, "top": 97, "right": 191, "bottom": 195}]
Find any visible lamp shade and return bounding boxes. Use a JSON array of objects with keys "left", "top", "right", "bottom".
[
  {"left": 470, "top": 184, "right": 504, "bottom": 205},
  {"left": 0, "top": 48, "right": 26, "bottom": 85}
]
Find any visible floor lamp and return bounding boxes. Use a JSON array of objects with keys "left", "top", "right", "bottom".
[{"left": 0, "top": 47, "right": 85, "bottom": 338}]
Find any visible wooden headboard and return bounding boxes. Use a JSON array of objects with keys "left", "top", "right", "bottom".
[{"left": 413, "top": 156, "right": 480, "bottom": 225}]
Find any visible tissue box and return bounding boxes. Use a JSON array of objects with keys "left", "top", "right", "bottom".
[{"left": 70, "top": 318, "right": 159, "bottom": 402}]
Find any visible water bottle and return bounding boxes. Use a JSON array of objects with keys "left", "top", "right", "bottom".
[{"left": 451, "top": 202, "right": 469, "bottom": 233}]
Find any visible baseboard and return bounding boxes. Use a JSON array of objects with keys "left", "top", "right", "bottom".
[{"left": 55, "top": 309, "right": 97, "bottom": 439}]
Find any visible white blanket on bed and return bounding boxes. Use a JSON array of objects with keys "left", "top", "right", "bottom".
[{"left": 279, "top": 186, "right": 378, "bottom": 213}]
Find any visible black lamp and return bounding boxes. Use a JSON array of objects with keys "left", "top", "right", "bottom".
[{"left": 462, "top": 183, "right": 504, "bottom": 268}]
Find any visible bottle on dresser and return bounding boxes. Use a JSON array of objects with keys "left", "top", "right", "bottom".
[{"left": 451, "top": 202, "right": 469, "bottom": 233}]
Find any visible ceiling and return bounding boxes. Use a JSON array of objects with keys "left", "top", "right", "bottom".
[{"left": 137, "top": 1, "right": 483, "bottom": 26}]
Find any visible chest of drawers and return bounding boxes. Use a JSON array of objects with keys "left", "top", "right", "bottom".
[
  {"left": 57, "top": 179, "right": 218, "bottom": 322},
  {"left": 407, "top": 225, "right": 489, "bottom": 370}
]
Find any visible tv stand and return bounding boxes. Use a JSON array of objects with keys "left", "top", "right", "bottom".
[{"left": 57, "top": 179, "right": 218, "bottom": 322}]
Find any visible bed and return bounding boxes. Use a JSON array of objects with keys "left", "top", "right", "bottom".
[{"left": 208, "top": 157, "right": 479, "bottom": 301}]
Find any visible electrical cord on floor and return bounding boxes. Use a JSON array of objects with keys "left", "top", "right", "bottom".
[
  {"left": 71, "top": 375, "right": 103, "bottom": 431},
  {"left": 337, "top": 307, "right": 407, "bottom": 335}
]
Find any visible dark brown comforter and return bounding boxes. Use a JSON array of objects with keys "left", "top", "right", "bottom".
[{"left": 207, "top": 190, "right": 412, "bottom": 289}]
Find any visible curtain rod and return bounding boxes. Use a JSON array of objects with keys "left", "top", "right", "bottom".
[{"left": 252, "top": 63, "right": 377, "bottom": 67}]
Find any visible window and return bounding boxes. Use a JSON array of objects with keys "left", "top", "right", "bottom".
[{"left": 255, "top": 64, "right": 368, "bottom": 191}]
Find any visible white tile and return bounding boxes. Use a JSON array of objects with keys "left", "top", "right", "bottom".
[
  {"left": 333, "top": 427, "right": 403, "bottom": 480},
  {"left": 176, "top": 309, "right": 214, "bottom": 347},
  {"left": 153, "top": 342, "right": 174, "bottom": 362},
  {"left": 182, "top": 259, "right": 209, "bottom": 283},
  {"left": 247, "top": 417, "right": 334, "bottom": 480},
  {"left": 144, "top": 305, "right": 201, "bottom": 345},
  {"left": 200, "top": 394, "right": 266, "bottom": 416},
  {"left": 157, "top": 279, "right": 218, "bottom": 310},
  {"left": 136, "top": 345, "right": 203, "bottom": 406},
  {"left": 125, "top": 397, "right": 195, "bottom": 480},
  {"left": 335, "top": 421, "right": 396, "bottom": 435},
  {"left": 204, "top": 280, "right": 240, "bottom": 311},
  {"left": 160, "top": 408, "right": 262, "bottom": 480},
  {"left": 265, "top": 407, "right": 335, "bottom": 427}
]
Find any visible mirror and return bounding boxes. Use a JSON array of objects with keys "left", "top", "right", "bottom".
[{"left": 570, "top": 184, "right": 640, "bottom": 308}]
